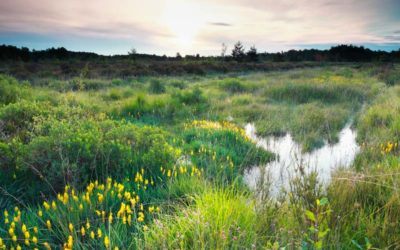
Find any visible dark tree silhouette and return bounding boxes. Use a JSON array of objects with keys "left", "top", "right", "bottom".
[
  {"left": 231, "top": 41, "right": 245, "bottom": 62},
  {"left": 246, "top": 45, "right": 258, "bottom": 62}
]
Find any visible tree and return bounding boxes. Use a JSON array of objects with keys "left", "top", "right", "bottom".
[
  {"left": 176, "top": 52, "right": 182, "bottom": 59},
  {"left": 246, "top": 45, "right": 258, "bottom": 62},
  {"left": 128, "top": 48, "right": 137, "bottom": 55},
  {"left": 128, "top": 47, "right": 137, "bottom": 61},
  {"left": 231, "top": 41, "right": 245, "bottom": 62},
  {"left": 221, "top": 43, "right": 227, "bottom": 58}
]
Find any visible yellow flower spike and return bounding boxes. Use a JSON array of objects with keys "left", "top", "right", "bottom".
[
  {"left": 109, "top": 212, "right": 113, "bottom": 224},
  {"left": 25, "top": 239, "right": 30, "bottom": 246},
  {"left": 12, "top": 235, "right": 17, "bottom": 242},
  {"left": 114, "top": 247, "right": 119, "bottom": 250},
  {"left": 22, "top": 224, "right": 27, "bottom": 233},
  {"left": 16, "top": 245, "right": 22, "bottom": 250},
  {"left": 63, "top": 192, "right": 69, "bottom": 205},
  {"left": 97, "top": 228, "right": 102, "bottom": 238},
  {"left": 68, "top": 223, "right": 74, "bottom": 232},
  {"left": 51, "top": 201, "right": 57, "bottom": 210},
  {"left": 104, "top": 236, "right": 110, "bottom": 248},
  {"left": 32, "top": 236, "right": 38, "bottom": 244},
  {"left": 79, "top": 203, "right": 83, "bottom": 210},
  {"left": 90, "top": 230, "right": 95, "bottom": 239},
  {"left": 46, "top": 220, "right": 52, "bottom": 230},
  {"left": 33, "top": 226, "right": 39, "bottom": 234},
  {"left": 81, "top": 226, "right": 86, "bottom": 237},
  {"left": 9, "top": 227, "right": 14, "bottom": 236},
  {"left": 143, "top": 225, "right": 148, "bottom": 231},
  {"left": 122, "top": 215, "right": 127, "bottom": 224},
  {"left": 24, "top": 231, "right": 30, "bottom": 239},
  {"left": 128, "top": 214, "right": 132, "bottom": 226},
  {"left": 67, "top": 235, "right": 73, "bottom": 249},
  {"left": 43, "top": 201, "right": 50, "bottom": 210},
  {"left": 86, "top": 220, "right": 91, "bottom": 230},
  {"left": 98, "top": 193, "right": 104, "bottom": 203},
  {"left": 13, "top": 215, "right": 20, "bottom": 223},
  {"left": 43, "top": 242, "right": 51, "bottom": 250}
]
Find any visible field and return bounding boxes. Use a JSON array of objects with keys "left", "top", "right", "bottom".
[{"left": 1, "top": 63, "right": 400, "bottom": 249}]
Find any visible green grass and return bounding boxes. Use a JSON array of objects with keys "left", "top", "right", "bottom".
[{"left": 1, "top": 64, "right": 400, "bottom": 249}]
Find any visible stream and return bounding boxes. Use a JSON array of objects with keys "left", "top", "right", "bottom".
[{"left": 244, "top": 123, "right": 360, "bottom": 195}]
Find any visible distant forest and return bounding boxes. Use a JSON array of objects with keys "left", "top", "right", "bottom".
[
  {"left": 0, "top": 44, "right": 399, "bottom": 79},
  {"left": 1, "top": 44, "right": 399, "bottom": 62}
]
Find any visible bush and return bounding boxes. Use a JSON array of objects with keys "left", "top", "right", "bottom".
[
  {"left": 219, "top": 78, "right": 247, "bottom": 93},
  {"left": 148, "top": 79, "right": 166, "bottom": 94},
  {"left": 172, "top": 87, "right": 207, "bottom": 106},
  {"left": 0, "top": 75, "right": 28, "bottom": 105},
  {"left": 18, "top": 118, "right": 180, "bottom": 191},
  {"left": 170, "top": 80, "right": 187, "bottom": 89},
  {"left": 0, "top": 100, "right": 46, "bottom": 143}
]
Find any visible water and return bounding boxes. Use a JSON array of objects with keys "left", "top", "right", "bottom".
[{"left": 244, "top": 123, "right": 360, "bottom": 194}]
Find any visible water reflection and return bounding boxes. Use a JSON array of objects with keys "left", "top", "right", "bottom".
[{"left": 244, "top": 123, "right": 360, "bottom": 194}]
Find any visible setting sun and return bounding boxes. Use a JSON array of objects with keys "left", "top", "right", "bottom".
[{"left": 162, "top": 0, "right": 205, "bottom": 48}]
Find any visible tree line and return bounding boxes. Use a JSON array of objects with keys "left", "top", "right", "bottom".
[{"left": 0, "top": 43, "right": 399, "bottom": 62}]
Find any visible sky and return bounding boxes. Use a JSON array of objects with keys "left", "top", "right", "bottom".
[{"left": 0, "top": 0, "right": 399, "bottom": 55}]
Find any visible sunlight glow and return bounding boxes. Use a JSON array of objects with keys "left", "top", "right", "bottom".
[{"left": 162, "top": 0, "right": 205, "bottom": 48}]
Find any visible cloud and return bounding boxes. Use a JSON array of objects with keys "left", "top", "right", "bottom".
[
  {"left": 0, "top": 0, "right": 399, "bottom": 55},
  {"left": 208, "top": 22, "right": 232, "bottom": 27}
]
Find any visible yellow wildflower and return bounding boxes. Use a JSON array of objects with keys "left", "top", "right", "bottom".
[
  {"left": 104, "top": 236, "right": 110, "bottom": 248},
  {"left": 43, "top": 202, "right": 50, "bottom": 210},
  {"left": 43, "top": 242, "right": 51, "bottom": 250},
  {"left": 51, "top": 201, "right": 57, "bottom": 210},
  {"left": 67, "top": 235, "right": 73, "bottom": 249}
]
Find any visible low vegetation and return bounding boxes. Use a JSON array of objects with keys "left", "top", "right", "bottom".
[{"left": 0, "top": 64, "right": 400, "bottom": 249}]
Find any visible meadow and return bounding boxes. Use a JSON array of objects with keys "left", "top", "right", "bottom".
[{"left": 0, "top": 63, "right": 400, "bottom": 249}]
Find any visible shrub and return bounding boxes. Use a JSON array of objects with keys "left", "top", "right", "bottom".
[
  {"left": 170, "top": 80, "right": 187, "bottom": 89},
  {"left": 148, "top": 79, "right": 166, "bottom": 94},
  {"left": 219, "top": 78, "right": 247, "bottom": 94},
  {"left": 0, "top": 75, "right": 28, "bottom": 105},
  {"left": 172, "top": 87, "right": 207, "bottom": 106},
  {"left": 18, "top": 118, "right": 180, "bottom": 191},
  {"left": 0, "top": 100, "right": 46, "bottom": 143}
]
